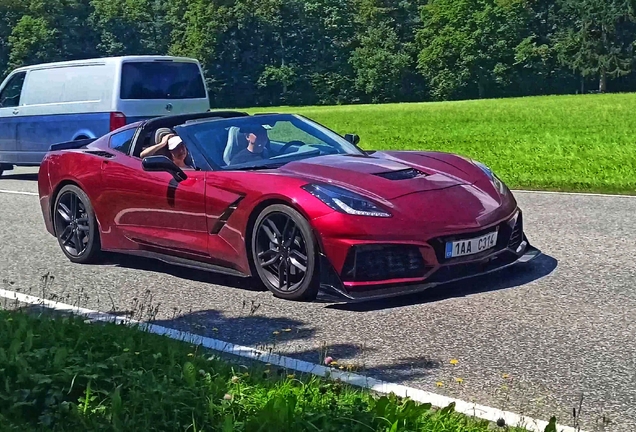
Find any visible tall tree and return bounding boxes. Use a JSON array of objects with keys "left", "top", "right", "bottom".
[
  {"left": 351, "top": 0, "right": 426, "bottom": 102},
  {"left": 0, "top": 1, "right": 30, "bottom": 76},
  {"left": 554, "top": 0, "right": 636, "bottom": 93},
  {"left": 90, "top": 0, "right": 171, "bottom": 56},
  {"left": 416, "top": 0, "right": 531, "bottom": 100},
  {"left": 7, "top": 15, "right": 59, "bottom": 70}
]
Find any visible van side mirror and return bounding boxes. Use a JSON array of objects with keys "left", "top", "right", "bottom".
[
  {"left": 344, "top": 134, "right": 360, "bottom": 146},
  {"left": 142, "top": 155, "right": 187, "bottom": 182}
]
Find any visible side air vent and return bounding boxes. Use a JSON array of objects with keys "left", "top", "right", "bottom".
[
  {"left": 375, "top": 168, "right": 426, "bottom": 180},
  {"left": 210, "top": 196, "right": 245, "bottom": 234},
  {"left": 85, "top": 150, "right": 115, "bottom": 158}
]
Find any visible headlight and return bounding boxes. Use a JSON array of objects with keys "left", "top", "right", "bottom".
[
  {"left": 302, "top": 184, "right": 391, "bottom": 217},
  {"left": 471, "top": 160, "right": 507, "bottom": 195}
]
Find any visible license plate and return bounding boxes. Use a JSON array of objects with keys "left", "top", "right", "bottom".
[{"left": 445, "top": 230, "right": 498, "bottom": 258}]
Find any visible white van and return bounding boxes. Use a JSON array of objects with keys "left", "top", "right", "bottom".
[{"left": 0, "top": 55, "right": 210, "bottom": 175}]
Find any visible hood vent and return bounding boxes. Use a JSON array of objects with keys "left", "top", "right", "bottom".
[{"left": 375, "top": 168, "right": 426, "bottom": 180}]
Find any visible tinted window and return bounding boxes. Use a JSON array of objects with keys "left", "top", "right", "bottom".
[
  {"left": 120, "top": 61, "right": 206, "bottom": 100},
  {"left": 181, "top": 114, "right": 365, "bottom": 169},
  {"left": 0, "top": 72, "right": 26, "bottom": 108},
  {"left": 109, "top": 128, "right": 136, "bottom": 154}
]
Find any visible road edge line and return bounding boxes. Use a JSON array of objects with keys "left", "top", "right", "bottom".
[
  {"left": 511, "top": 189, "right": 636, "bottom": 198},
  {"left": 0, "top": 189, "right": 38, "bottom": 196},
  {"left": 0, "top": 288, "right": 581, "bottom": 432}
]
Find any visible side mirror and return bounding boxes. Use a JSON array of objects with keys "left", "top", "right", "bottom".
[
  {"left": 344, "top": 133, "right": 360, "bottom": 146},
  {"left": 142, "top": 155, "right": 187, "bottom": 182}
]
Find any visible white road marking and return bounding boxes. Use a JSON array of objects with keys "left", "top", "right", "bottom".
[
  {"left": 512, "top": 189, "right": 636, "bottom": 198},
  {"left": 0, "top": 288, "right": 581, "bottom": 432},
  {"left": 0, "top": 189, "right": 38, "bottom": 196}
]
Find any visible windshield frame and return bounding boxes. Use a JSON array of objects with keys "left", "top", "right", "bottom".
[{"left": 174, "top": 113, "right": 367, "bottom": 171}]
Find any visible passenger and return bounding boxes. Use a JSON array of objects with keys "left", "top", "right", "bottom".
[
  {"left": 140, "top": 127, "right": 174, "bottom": 159},
  {"left": 166, "top": 136, "right": 192, "bottom": 169}
]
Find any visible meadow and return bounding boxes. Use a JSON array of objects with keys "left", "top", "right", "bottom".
[{"left": 248, "top": 93, "right": 636, "bottom": 195}]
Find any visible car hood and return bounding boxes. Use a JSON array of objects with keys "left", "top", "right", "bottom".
[{"left": 277, "top": 153, "right": 486, "bottom": 201}]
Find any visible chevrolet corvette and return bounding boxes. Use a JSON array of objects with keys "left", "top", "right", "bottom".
[{"left": 37, "top": 110, "right": 541, "bottom": 302}]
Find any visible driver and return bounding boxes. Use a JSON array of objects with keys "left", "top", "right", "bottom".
[{"left": 230, "top": 125, "right": 269, "bottom": 164}]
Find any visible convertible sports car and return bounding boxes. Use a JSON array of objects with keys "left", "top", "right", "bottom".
[{"left": 37, "top": 110, "right": 541, "bottom": 302}]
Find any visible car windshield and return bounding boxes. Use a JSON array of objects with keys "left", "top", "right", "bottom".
[{"left": 176, "top": 114, "right": 366, "bottom": 170}]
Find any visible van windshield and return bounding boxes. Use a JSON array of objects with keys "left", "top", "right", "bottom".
[{"left": 120, "top": 61, "right": 206, "bottom": 100}]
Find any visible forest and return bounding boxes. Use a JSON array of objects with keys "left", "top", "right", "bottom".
[{"left": 1, "top": 0, "right": 636, "bottom": 108}]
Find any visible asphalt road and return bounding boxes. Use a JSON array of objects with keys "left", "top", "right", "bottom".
[{"left": 1, "top": 166, "right": 635, "bottom": 432}]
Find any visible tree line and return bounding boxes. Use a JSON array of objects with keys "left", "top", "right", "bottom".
[{"left": 1, "top": 0, "right": 636, "bottom": 108}]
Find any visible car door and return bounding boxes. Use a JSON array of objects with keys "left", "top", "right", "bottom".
[
  {"left": 0, "top": 71, "right": 27, "bottom": 165},
  {"left": 97, "top": 127, "right": 209, "bottom": 259}
]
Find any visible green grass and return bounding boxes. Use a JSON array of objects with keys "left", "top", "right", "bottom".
[
  {"left": 246, "top": 93, "right": 636, "bottom": 195},
  {"left": 0, "top": 308, "right": 545, "bottom": 432}
]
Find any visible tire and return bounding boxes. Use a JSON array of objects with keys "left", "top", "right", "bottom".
[
  {"left": 52, "top": 184, "right": 102, "bottom": 264},
  {"left": 251, "top": 204, "right": 319, "bottom": 301}
]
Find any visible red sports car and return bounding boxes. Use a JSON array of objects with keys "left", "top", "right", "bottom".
[{"left": 37, "top": 111, "right": 540, "bottom": 302}]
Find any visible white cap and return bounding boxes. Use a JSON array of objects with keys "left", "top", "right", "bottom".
[{"left": 167, "top": 136, "right": 183, "bottom": 150}]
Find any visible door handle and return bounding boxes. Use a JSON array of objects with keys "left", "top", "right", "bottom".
[{"left": 12, "top": 109, "right": 18, "bottom": 115}]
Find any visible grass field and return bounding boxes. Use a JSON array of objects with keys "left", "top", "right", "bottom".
[
  {"left": 248, "top": 93, "right": 636, "bottom": 195},
  {"left": 0, "top": 308, "right": 543, "bottom": 432}
]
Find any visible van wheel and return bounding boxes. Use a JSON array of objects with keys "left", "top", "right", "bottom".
[{"left": 0, "top": 163, "right": 13, "bottom": 177}]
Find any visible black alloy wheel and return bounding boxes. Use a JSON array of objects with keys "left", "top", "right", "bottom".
[
  {"left": 251, "top": 204, "right": 319, "bottom": 301},
  {"left": 53, "top": 184, "right": 101, "bottom": 264}
]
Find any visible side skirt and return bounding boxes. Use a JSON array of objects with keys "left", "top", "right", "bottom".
[{"left": 111, "top": 249, "right": 251, "bottom": 279}]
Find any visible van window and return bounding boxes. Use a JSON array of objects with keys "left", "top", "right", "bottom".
[
  {"left": 120, "top": 61, "right": 206, "bottom": 100},
  {"left": 0, "top": 72, "right": 26, "bottom": 108},
  {"left": 109, "top": 128, "right": 136, "bottom": 155}
]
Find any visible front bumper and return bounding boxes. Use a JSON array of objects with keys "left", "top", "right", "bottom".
[{"left": 316, "top": 224, "right": 542, "bottom": 303}]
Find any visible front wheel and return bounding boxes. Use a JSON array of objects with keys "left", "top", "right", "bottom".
[
  {"left": 53, "top": 184, "right": 102, "bottom": 264},
  {"left": 251, "top": 204, "right": 319, "bottom": 301}
]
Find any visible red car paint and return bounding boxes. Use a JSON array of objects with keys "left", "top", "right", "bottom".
[{"left": 38, "top": 112, "right": 539, "bottom": 302}]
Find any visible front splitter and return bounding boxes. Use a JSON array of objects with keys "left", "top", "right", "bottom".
[{"left": 316, "top": 238, "right": 542, "bottom": 304}]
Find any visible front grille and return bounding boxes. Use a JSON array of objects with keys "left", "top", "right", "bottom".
[
  {"left": 341, "top": 245, "right": 428, "bottom": 282},
  {"left": 428, "top": 211, "right": 523, "bottom": 263}
]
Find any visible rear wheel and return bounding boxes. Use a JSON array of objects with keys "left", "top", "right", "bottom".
[
  {"left": 53, "top": 184, "right": 102, "bottom": 264},
  {"left": 251, "top": 204, "right": 319, "bottom": 301}
]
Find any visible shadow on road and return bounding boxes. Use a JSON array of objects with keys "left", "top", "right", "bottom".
[
  {"left": 103, "top": 252, "right": 265, "bottom": 293},
  {"left": 330, "top": 253, "right": 558, "bottom": 312},
  {"left": 100, "top": 251, "right": 558, "bottom": 314},
  {"left": 0, "top": 173, "right": 39, "bottom": 181},
  {"left": 147, "top": 309, "right": 441, "bottom": 381}
]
